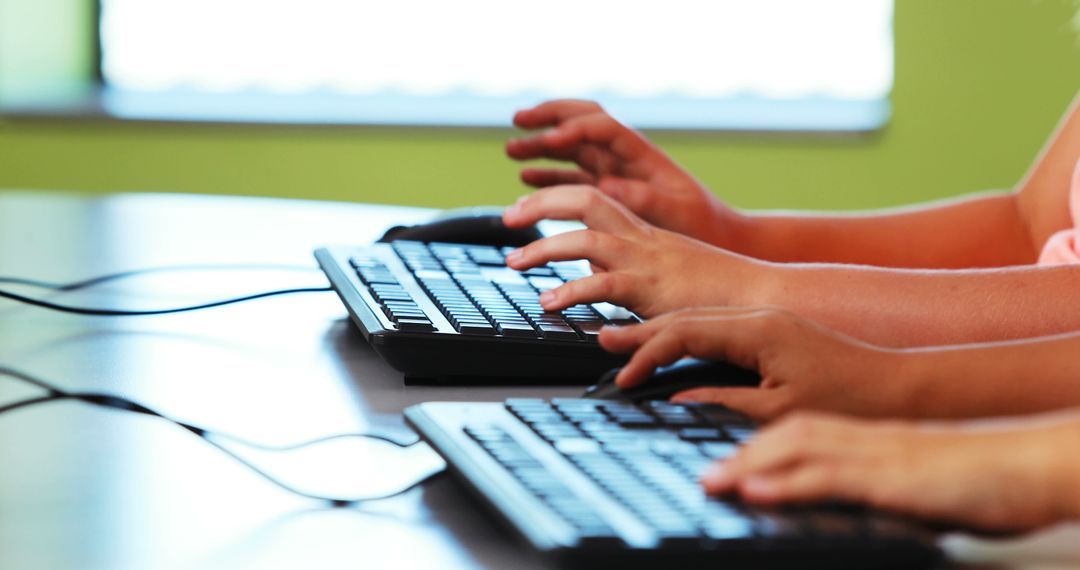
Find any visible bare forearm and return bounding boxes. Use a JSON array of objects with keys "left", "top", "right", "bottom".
[
  {"left": 725, "top": 191, "right": 1038, "bottom": 268},
  {"left": 754, "top": 263, "right": 1080, "bottom": 347},
  {"left": 895, "top": 335, "right": 1080, "bottom": 418}
]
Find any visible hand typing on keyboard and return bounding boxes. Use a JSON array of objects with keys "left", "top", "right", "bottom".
[
  {"left": 502, "top": 185, "right": 765, "bottom": 318},
  {"left": 597, "top": 306, "right": 911, "bottom": 421},
  {"left": 701, "top": 410, "right": 1080, "bottom": 534},
  {"left": 596, "top": 305, "right": 1080, "bottom": 534}
]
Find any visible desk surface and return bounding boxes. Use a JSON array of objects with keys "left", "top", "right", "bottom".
[{"left": 1, "top": 190, "right": 1078, "bottom": 570}]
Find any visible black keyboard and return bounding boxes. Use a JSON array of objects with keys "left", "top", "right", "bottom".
[
  {"left": 315, "top": 242, "right": 639, "bottom": 382},
  {"left": 405, "top": 399, "right": 942, "bottom": 568}
]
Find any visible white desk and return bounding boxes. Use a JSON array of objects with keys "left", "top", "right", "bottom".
[{"left": 0, "top": 191, "right": 1077, "bottom": 569}]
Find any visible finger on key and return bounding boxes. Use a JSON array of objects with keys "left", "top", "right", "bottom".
[
  {"left": 503, "top": 185, "right": 639, "bottom": 234},
  {"left": 506, "top": 230, "right": 627, "bottom": 271}
]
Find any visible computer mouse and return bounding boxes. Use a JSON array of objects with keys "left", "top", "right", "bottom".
[
  {"left": 583, "top": 358, "right": 762, "bottom": 401},
  {"left": 378, "top": 206, "right": 543, "bottom": 247}
]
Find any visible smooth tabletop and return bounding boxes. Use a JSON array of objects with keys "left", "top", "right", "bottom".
[{"left": 1, "top": 190, "right": 1079, "bottom": 570}]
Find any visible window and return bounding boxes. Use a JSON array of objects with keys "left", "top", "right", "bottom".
[{"left": 99, "top": 0, "right": 893, "bottom": 130}]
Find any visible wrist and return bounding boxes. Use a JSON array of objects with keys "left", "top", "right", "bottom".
[
  {"left": 880, "top": 348, "right": 937, "bottom": 418},
  {"left": 723, "top": 252, "right": 781, "bottom": 308},
  {"left": 707, "top": 200, "right": 753, "bottom": 251},
  {"left": 890, "top": 346, "right": 994, "bottom": 419},
  {"left": 1045, "top": 422, "right": 1080, "bottom": 522}
]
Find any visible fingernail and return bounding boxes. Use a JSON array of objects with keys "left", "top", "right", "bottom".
[
  {"left": 504, "top": 204, "right": 521, "bottom": 219},
  {"left": 742, "top": 477, "right": 776, "bottom": 498},
  {"left": 515, "top": 194, "right": 529, "bottom": 205},
  {"left": 670, "top": 391, "right": 702, "bottom": 403},
  {"left": 506, "top": 249, "right": 523, "bottom": 264},
  {"left": 702, "top": 462, "right": 733, "bottom": 488},
  {"left": 539, "top": 290, "right": 555, "bottom": 306}
]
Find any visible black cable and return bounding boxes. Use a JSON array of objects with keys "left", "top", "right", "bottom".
[
  {"left": 0, "top": 366, "right": 439, "bottom": 506},
  {"left": 0, "top": 264, "right": 321, "bottom": 291},
  {"left": 0, "top": 286, "right": 334, "bottom": 316}
]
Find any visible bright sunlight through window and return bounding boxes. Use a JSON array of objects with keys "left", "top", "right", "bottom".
[{"left": 99, "top": 0, "right": 893, "bottom": 130}]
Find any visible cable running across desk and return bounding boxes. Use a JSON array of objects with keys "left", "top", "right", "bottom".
[
  {"left": 0, "top": 263, "right": 332, "bottom": 316},
  {"left": 0, "top": 366, "right": 441, "bottom": 506},
  {"left": 0, "top": 286, "right": 334, "bottom": 316},
  {"left": 0, "top": 263, "right": 321, "bottom": 291}
]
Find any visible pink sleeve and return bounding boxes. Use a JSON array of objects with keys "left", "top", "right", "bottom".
[{"left": 1037, "top": 160, "right": 1080, "bottom": 266}]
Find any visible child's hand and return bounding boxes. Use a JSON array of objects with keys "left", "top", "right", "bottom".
[
  {"left": 599, "top": 307, "right": 911, "bottom": 420},
  {"left": 702, "top": 412, "right": 1080, "bottom": 533},
  {"left": 503, "top": 185, "right": 765, "bottom": 318},
  {"left": 506, "top": 100, "right": 743, "bottom": 246}
]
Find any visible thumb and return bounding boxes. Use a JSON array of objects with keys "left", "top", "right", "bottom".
[{"left": 671, "top": 387, "right": 785, "bottom": 422}]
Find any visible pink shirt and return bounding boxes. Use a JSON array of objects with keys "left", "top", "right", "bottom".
[{"left": 1039, "top": 161, "right": 1080, "bottom": 265}]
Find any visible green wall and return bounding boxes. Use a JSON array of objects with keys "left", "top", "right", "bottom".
[{"left": 2, "top": 0, "right": 1080, "bottom": 210}]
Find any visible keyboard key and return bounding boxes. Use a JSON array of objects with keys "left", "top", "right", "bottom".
[
  {"left": 655, "top": 413, "right": 706, "bottom": 427},
  {"left": 505, "top": 399, "right": 552, "bottom": 412},
  {"left": 532, "top": 425, "right": 584, "bottom": 442},
  {"left": 459, "top": 322, "right": 497, "bottom": 335},
  {"left": 563, "top": 410, "right": 610, "bottom": 424},
  {"left": 551, "top": 399, "right": 602, "bottom": 412},
  {"left": 570, "top": 319, "right": 604, "bottom": 338},
  {"left": 527, "top": 276, "right": 564, "bottom": 290},
  {"left": 383, "top": 300, "right": 421, "bottom": 310},
  {"left": 440, "top": 303, "right": 479, "bottom": 314},
  {"left": 348, "top": 256, "right": 380, "bottom": 268},
  {"left": 371, "top": 283, "right": 408, "bottom": 293},
  {"left": 390, "top": 310, "right": 429, "bottom": 320},
  {"left": 533, "top": 314, "right": 570, "bottom": 325},
  {"left": 524, "top": 267, "right": 557, "bottom": 277},
  {"left": 446, "top": 308, "right": 485, "bottom": 319},
  {"left": 554, "top": 438, "right": 603, "bottom": 455},
  {"left": 537, "top": 324, "right": 580, "bottom": 341},
  {"left": 396, "top": 318, "right": 436, "bottom": 332},
  {"left": 667, "top": 454, "right": 713, "bottom": 479},
  {"left": 649, "top": 440, "right": 701, "bottom": 457},
  {"left": 726, "top": 427, "right": 756, "bottom": 444},
  {"left": 553, "top": 267, "right": 588, "bottom": 281},
  {"left": 484, "top": 309, "right": 524, "bottom": 320},
  {"left": 699, "top": 442, "right": 739, "bottom": 460},
  {"left": 452, "top": 319, "right": 491, "bottom": 331},
  {"left": 497, "top": 323, "right": 538, "bottom": 338},
  {"left": 386, "top": 309, "right": 427, "bottom": 319},
  {"left": 611, "top": 414, "right": 658, "bottom": 428},
  {"left": 515, "top": 411, "right": 566, "bottom": 425},
  {"left": 358, "top": 268, "right": 399, "bottom": 284},
  {"left": 701, "top": 504, "right": 756, "bottom": 540},
  {"left": 375, "top": 292, "right": 415, "bottom": 303},
  {"left": 678, "top": 428, "right": 726, "bottom": 442},
  {"left": 466, "top": 246, "right": 506, "bottom": 266}
]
